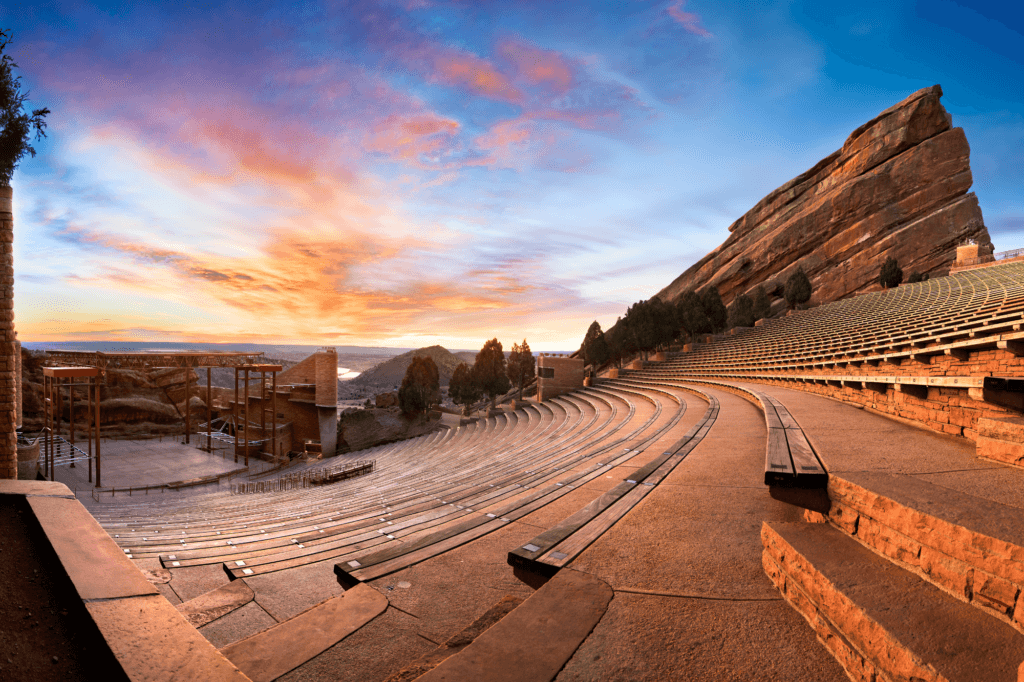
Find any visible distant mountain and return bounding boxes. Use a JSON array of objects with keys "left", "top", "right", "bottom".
[
  {"left": 453, "top": 351, "right": 477, "bottom": 364},
  {"left": 353, "top": 345, "right": 463, "bottom": 388}
]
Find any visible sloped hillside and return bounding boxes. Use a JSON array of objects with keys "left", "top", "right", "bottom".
[{"left": 353, "top": 345, "right": 462, "bottom": 388}]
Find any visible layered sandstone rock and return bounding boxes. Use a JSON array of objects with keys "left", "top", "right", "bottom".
[{"left": 658, "top": 85, "right": 992, "bottom": 307}]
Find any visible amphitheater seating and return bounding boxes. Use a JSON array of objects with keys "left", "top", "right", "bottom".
[
  {"left": 84, "top": 381, "right": 706, "bottom": 587},
  {"left": 625, "top": 262, "right": 1024, "bottom": 409},
  {"left": 618, "top": 377, "right": 826, "bottom": 487},
  {"left": 69, "top": 259, "right": 1024, "bottom": 680}
]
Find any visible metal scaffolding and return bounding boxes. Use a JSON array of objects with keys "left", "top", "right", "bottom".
[
  {"left": 43, "top": 351, "right": 281, "bottom": 474},
  {"left": 42, "top": 366, "right": 101, "bottom": 486}
]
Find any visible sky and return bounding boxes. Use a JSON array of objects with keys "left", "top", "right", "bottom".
[{"left": 3, "top": 1, "right": 1022, "bottom": 350}]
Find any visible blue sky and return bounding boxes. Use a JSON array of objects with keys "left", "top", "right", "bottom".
[{"left": 3, "top": 0, "right": 1022, "bottom": 349}]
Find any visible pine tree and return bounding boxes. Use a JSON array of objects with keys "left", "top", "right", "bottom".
[
  {"left": 448, "top": 362, "right": 481, "bottom": 415},
  {"left": 581, "top": 321, "right": 611, "bottom": 368},
  {"left": 879, "top": 256, "right": 904, "bottom": 289},
  {"left": 728, "top": 293, "right": 755, "bottom": 329},
  {"left": 784, "top": 268, "right": 812, "bottom": 308},
  {"left": 398, "top": 355, "right": 440, "bottom": 418},
  {"left": 676, "top": 289, "right": 711, "bottom": 341},
  {"left": 506, "top": 340, "right": 536, "bottom": 401},
  {"left": 752, "top": 285, "right": 772, "bottom": 321},
  {"left": 700, "top": 287, "right": 728, "bottom": 333},
  {"left": 0, "top": 29, "right": 50, "bottom": 186},
  {"left": 473, "top": 338, "right": 511, "bottom": 410}
]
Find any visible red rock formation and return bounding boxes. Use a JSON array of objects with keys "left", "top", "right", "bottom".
[{"left": 657, "top": 85, "right": 992, "bottom": 308}]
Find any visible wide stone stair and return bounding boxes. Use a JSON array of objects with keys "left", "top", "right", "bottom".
[{"left": 762, "top": 471, "right": 1024, "bottom": 681}]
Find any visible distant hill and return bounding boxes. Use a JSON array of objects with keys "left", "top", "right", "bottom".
[{"left": 353, "top": 345, "right": 463, "bottom": 388}]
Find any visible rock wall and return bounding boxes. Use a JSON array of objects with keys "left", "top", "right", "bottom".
[
  {"left": 336, "top": 408, "right": 440, "bottom": 454},
  {"left": 657, "top": 85, "right": 992, "bottom": 308}
]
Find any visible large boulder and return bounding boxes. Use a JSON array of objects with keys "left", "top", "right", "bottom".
[{"left": 657, "top": 85, "right": 992, "bottom": 307}]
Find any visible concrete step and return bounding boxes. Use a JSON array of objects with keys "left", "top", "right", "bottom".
[
  {"left": 176, "top": 580, "right": 254, "bottom": 628},
  {"left": 219, "top": 583, "right": 387, "bottom": 682},
  {"left": 415, "top": 569, "right": 612, "bottom": 682},
  {"left": 762, "top": 521, "right": 1024, "bottom": 682},
  {"left": 821, "top": 472, "right": 1024, "bottom": 632}
]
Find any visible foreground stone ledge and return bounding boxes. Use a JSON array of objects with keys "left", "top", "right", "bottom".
[
  {"left": 0, "top": 479, "right": 75, "bottom": 498},
  {"left": 0, "top": 480, "right": 251, "bottom": 681},
  {"left": 977, "top": 415, "right": 1024, "bottom": 467},
  {"left": 827, "top": 473, "right": 1024, "bottom": 633},
  {"left": 176, "top": 580, "right": 255, "bottom": 629},
  {"left": 87, "top": 595, "right": 250, "bottom": 682},
  {"left": 761, "top": 523, "right": 937, "bottom": 682},
  {"left": 763, "top": 521, "right": 1024, "bottom": 682}
]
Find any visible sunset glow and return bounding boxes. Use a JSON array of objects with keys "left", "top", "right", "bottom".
[{"left": 5, "top": 1, "right": 1022, "bottom": 349}]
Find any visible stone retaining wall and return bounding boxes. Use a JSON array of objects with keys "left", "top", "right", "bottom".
[
  {"left": 806, "top": 476, "right": 1024, "bottom": 634},
  {"left": 761, "top": 524, "right": 915, "bottom": 682},
  {"left": 701, "top": 369, "right": 1020, "bottom": 448}
]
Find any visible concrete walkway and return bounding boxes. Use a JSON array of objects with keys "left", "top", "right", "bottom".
[
  {"left": 555, "top": 386, "right": 847, "bottom": 681},
  {"left": 729, "top": 382, "right": 1024, "bottom": 510}
]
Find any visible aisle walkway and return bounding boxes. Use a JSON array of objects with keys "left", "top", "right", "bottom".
[
  {"left": 731, "top": 382, "right": 1024, "bottom": 509},
  {"left": 557, "top": 386, "right": 847, "bottom": 681}
]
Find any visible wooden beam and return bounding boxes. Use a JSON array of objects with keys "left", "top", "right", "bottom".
[
  {"left": 185, "top": 366, "right": 191, "bottom": 445},
  {"left": 997, "top": 340, "right": 1024, "bottom": 357},
  {"left": 945, "top": 348, "right": 970, "bottom": 362}
]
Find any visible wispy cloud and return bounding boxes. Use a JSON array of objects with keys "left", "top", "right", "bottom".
[{"left": 666, "top": 1, "right": 713, "bottom": 38}]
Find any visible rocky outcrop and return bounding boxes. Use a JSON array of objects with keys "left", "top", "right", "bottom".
[
  {"left": 336, "top": 407, "right": 440, "bottom": 454},
  {"left": 657, "top": 85, "right": 992, "bottom": 307}
]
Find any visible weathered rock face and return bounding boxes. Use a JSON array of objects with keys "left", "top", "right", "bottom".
[
  {"left": 657, "top": 85, "right": 992, "bottom": 307},
  {"left": 335, "top": 407, "right": 439, "bottom": 454}
]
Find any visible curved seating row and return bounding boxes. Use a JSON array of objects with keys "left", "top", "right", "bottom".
[
  {"left": 654, "top": 261, "right": 1024, "bottom": 376},
  {"left": 86, "top": 382, "right": 699, "bottom": 584}
]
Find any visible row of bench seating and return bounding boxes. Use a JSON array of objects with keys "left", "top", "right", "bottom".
[
  {"left": 88, "top": 382, "right": 706, "bottom": 585},
  {"left": 659, "top": 261, "right": 1024, "bottom": 375}
]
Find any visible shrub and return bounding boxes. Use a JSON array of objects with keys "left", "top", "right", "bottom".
[
  {"left": 907, "top": 271, "right": 929, "bottom": 284},
  {"left": 879, "top": 256, "right": 903, "bottom": 289}
]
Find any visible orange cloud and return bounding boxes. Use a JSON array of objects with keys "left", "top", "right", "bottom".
[
  {"left": 472, "top": 117, "right": 551, "bottom": 170},
  {"left": 54, "top": 221, "right": 546, "bottom": 343},
  {"left": 363, "top": 112, "right": 461, "bottom": 165},
  {"left": 497, "top": 38, "right": 576, "bottom": 95},
  {"left": 430, "top": 51, "right": 523, "bottom": 103}
]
